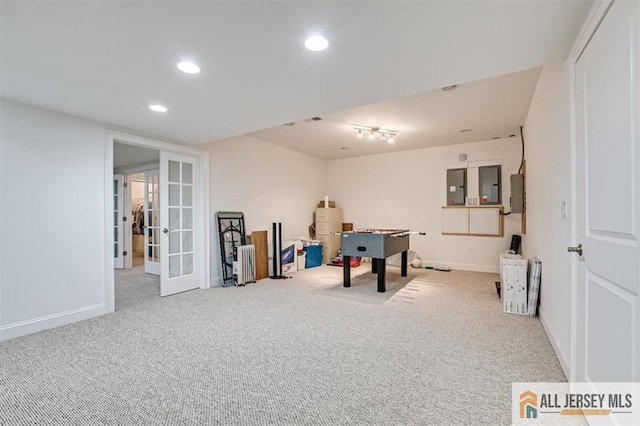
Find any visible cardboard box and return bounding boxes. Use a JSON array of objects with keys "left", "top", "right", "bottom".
[
  {"left": 501, "top": 253, "right": 528, "bottom": 315},
  {"left": 317, "top": 200, "right": 336, "bottom": 208}
]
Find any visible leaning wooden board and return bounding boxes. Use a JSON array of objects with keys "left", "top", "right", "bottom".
[{"left": 250, "top": 230, "right": 269, "bottom": 280}]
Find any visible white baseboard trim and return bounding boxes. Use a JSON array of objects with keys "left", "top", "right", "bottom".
[
  {"left": 0, "top": 303, "right": 106, "bottom": 342},
  {"left": 539, "top": 312, "right": 571, "bottom": 380},
  {"left": 421, "top": 260, "right": 499, "bottom": 274}
]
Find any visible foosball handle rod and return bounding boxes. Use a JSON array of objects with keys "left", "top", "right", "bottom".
[{"left": 391, "top": 231, "right": 427, "bottom": 237}]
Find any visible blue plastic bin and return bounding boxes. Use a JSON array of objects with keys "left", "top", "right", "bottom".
[{"left": 304, "top": 245, "right": 323, "bottom": 268}]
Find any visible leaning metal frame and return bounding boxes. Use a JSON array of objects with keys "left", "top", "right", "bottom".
[{"left": 216, "top": 211, "right": 246, "bottom": 287}]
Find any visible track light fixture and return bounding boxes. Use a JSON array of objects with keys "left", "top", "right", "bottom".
[{"left": 353, "top": 125, "right": 398, "bottom": 143}]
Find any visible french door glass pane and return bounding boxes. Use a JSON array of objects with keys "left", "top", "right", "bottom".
[
  {"left": 182, "top": 231, "right": 193, "bottom": 252},
  {"left": 182, "top": 253, "right": 194, "bottom": 275},
  {"left": 169, "top": 255, "right": 180, "bottom": 278},
  {"left": 169, "top": 208, "right": 180, "bottom": 229},
  {"left": 182, "top": 163, "right": 193, "bottom": 184},
  {"left": 182, "top": 186, "right": 193, "bottom": 207},
  {"left": 182, "top": 208, "right": 193, "bottom": 230},
  {"left": 169, "top": 232, "right": 180, "bottom": 254},
  {"left": 169, "top": 184, "right": 180, "bottom": 206},
  {"left": 169, "top": 161, "right": 180, "bottom": 183}
]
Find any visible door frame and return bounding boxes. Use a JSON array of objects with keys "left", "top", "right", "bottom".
[
  {"left": 566, "top": 0, "right": 615, "bottom": 382},
  {"left": 104, "top": 130, "right": 210, "bottom": 313}
]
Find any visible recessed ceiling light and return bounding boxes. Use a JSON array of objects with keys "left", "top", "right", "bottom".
[
  {"left": 305, "top": 35, "right": 329, "bottom": 51},
  {"left": 460, "top": 128, "right": 472, "bottom": 133},
  {"left": 149, "top": 104, "right": 168, "bottom": 113},
  {"left": 493, "top": 136, "right": 500, "bottom": 140},
  {"left": 442, "top": 84, "right": 459, "bottom": 91},
  {"left": 341, "top": 147, "right": 350, "bottom": 150},
  {"left": 284, "top": 122, "right": 295, "bottom": 127},
  {"left": 177, "top": 61, "right": 201, "bottom": 74}
]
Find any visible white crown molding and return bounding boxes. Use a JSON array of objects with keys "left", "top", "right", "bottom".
[{"left": 567, "top": 0, "right": 614, "bottom": 62}]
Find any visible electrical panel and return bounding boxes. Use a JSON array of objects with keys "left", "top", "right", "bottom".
[
  {"left": 446, "top": 168, "right": 466, "bottom": 206},
  {"left": 479, "top": 165, "right": 501, "bottom": 205},
  {"left": 510, "top": 174, "right": 524, "bottom": 213}
]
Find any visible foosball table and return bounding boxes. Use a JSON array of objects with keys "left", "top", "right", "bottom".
[{"left": 340, "top": 229, "right": 411, "bottom": 293}]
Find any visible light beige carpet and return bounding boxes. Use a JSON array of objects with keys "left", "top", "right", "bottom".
[{"left": 0, "top": 265, "right": 568, "bottom": 425}]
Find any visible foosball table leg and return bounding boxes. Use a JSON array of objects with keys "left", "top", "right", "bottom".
[
  {"left": 377, "top": 259, "right": 386, "bottom": 292},
  {"left": 343, "top": 255, "right": 351, "bottom": 287}
]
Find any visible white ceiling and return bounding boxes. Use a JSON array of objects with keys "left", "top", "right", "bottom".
[
  {"left": 249, "top": 67, "right": 542, "bottom": 160},
  {"left": 2, "top": 2, "right": 592, "bottom": 157}
]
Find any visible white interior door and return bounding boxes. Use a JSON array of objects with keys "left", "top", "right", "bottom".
[
  {"left": 144, "top": 169, "right": 160, "bottom": 275},
  {"left": 159, "top": 152, "right": 200, "bottom": 296},
  {"left": 113, "top": 174, "right": 124, "bottom": 269},
  {"left": 575, "top": 0, "right": 639, "bottom": 389}
]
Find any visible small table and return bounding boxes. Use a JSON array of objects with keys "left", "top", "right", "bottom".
[{"left": 341, "top": 229, "right": 410, "bottom": 292}]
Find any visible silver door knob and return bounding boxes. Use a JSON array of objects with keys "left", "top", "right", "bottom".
[
  {"left": 162, "top": 228, "right": 170, "bottom": 234},
  {"left": 567, "top": 244, "right": 583, "bottom": 256}
]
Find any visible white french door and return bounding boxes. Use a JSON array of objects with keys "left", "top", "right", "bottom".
[
  {"left": 113, "top": 174, "right": 124, "bottom": 269},
  {"left": 574, "top": 0, "right": 639, "bottom": 390},
  {"left": 144, "top": 169, "right": 160, "bottom": 275},
  {"left": 159, "top": 152, "right": 200, "bottom": 296}
]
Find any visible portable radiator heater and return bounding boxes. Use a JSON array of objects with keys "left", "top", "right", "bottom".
[{"left": 233, "top": 244, "right": 256, "bottom": 286}]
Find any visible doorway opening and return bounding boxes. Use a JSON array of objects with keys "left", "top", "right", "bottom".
[
  {"left": 105, "top": 131, "right": 211, "bottom": 314},
  {"left": 113, "top": 142, "right": 161, "bottom": 310}
]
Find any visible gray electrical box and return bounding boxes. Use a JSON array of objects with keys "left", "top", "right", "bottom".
[
  {"left": 446, "top": 168, "right": 466, "bottom": 205},
  {"left": 510, "top": 174, "right": 524, "bottom": 213},
  {"left": 479, "top": 165, "right": 501, "bottom": 205}
]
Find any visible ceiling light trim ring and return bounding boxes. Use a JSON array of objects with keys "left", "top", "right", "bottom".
[
  {"left": 149, "top": 104, "right": 168, "bottom": 113},
  {"left": 305, "top": 35, "right": 329, "bottom": 51},
  {"left": 177, "top": 61, "right": 201, "bottom": 74}
]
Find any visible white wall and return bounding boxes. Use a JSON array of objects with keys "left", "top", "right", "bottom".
[
  {"left": 1, "top": 100, "right": 108, "bottom": 340},
  {"left": 204, "top": 134, "right": 327, "bottom": 285},
  {"left": 326, "top": 139, "right": 522, "bottom": 272},
  {"left": 522, "top": 63, "right": 573, "bottom": 377},
  {"left": 131, "top": 179, "right": 145, "bottom": 200}
]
